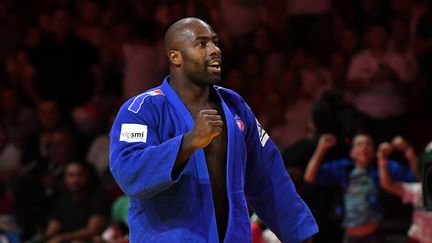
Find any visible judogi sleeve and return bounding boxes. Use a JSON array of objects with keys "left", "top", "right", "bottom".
[
  {"left": 242, "top": 100, "right": 318, "bottom": 242},
  {"left": 109, "top": 100, "right": 185, "bottom": 198},
  {"left": 387, "top": 160, "right": 417, "bottom": 182}
]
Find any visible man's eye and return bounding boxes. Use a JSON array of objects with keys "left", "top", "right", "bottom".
[{"left": 198, "top": 42, "right": 206, "bottom": 47}]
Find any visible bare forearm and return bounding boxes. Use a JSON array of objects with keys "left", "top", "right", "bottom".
[
  {"left": 304, "top": 148, "right": 326, "bottom": 184},
  {"left": 406, "top": 149, "right": 420, "bottom": 180},
  {"left": 408, "top": 158, "right": 419, "bottom": 180},
  {"left": 379, "top": 161, "right": 404, "bottom": 197},
  {"left": 54, "top": 228, "right": 99, "bottom": 242}
]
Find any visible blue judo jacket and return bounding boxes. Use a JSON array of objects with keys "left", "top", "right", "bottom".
[{"left": 109, "top": 77, "right": 318, "bottom": 242}]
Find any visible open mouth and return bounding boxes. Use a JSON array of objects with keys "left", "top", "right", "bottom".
[{"left": 207, "top": 60, "right": 221, "bottom": 73}]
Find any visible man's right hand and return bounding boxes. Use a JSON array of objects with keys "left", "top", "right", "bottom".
[
  {"left": 173, "top": 109, "right": 223, "bottom": 172},
  {"left": 189, "top": 109, "right": 223, "bottom": 148}
]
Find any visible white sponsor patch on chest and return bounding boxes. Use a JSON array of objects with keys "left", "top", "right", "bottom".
[{"left": 119, "top": 123, "right": 148, "bottom": 143}]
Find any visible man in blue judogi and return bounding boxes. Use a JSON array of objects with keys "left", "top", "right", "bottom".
[{"left": 109, "top": 17, "right": 318, "bottom": 242}]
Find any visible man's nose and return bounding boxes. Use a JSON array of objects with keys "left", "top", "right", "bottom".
[{"left": 209, "top": 42, "right": 221, "bottom": 56}]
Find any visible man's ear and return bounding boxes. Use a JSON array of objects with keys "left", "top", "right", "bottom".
[{"left": 168, "top": 50, "right": 182, "bottom": 66}]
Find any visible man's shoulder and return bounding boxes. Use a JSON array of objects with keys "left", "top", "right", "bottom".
[{"left": 123, "top": 87, "right": 166, "bottom": 114}]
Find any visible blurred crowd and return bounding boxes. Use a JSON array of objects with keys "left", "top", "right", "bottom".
[{"left": 0, "top": 0, "right": 432, "bottom": 242}]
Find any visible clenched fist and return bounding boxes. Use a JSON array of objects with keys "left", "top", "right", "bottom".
[
  {"left": 317, "top": 134, "right": 337, "bottom": 151},
  {"left": 377, "top": 142, "right": 393, "bottom": 162},
  {"left": 392, "top": 136, "right": 408, "bottom": 152},
  {"left": 190, "top": 109, "right": 223, "bottom": 148}
]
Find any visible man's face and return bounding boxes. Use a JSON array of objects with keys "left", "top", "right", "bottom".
[
  {"left": 368, "top": 25, "right": 388, "bottom": 49},
  {"left": 179, "top": 22, "right": 222, "bottom": 86},
  {"left": 350, "top": 134, "right": 375, "bottom": 168},
  {"left": 37, "top": 101, "right": 60, "bottom": 130},
  {"left": 65, "top": 163, "right": 88, "bottom": 193}
]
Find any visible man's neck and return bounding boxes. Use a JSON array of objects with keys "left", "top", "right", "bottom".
[{"left": 169, "top": 76, "right": 211, "bottom": 107}]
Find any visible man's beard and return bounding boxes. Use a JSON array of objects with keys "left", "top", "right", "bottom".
[{"left": 188, "top": 67, "right": 221, "bottom": 87}]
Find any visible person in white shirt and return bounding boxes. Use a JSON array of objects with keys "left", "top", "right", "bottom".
[
  {"left": 379, "top": 138, "right": 432, "bottom": 243},
  {"left": 346, "top": 23, "right": 411, "bottom": 143}
]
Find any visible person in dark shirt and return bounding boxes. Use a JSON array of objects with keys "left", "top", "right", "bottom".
[
  {"left": 27, "top": 8, "right": 99, "bottom": 110},
  {"left": 44, "top": 160, "right": 109, "bottom": 243}
]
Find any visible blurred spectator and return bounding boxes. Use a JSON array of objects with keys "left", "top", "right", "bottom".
[
  {"left": 249, "top": 25, "right": 276, "bottom": 58},
  {"left": 329, "top": 52, "right": 349, "bottom": 89},
  {"left": 378, "top": 138, "right": 432, "bottom": 243},
  {"left": 44, "top": 160, "right": 109, "bottom": 243},
  {"left": 251, "top": 213, "right": 263, "bottom": 243},
  {"left": 219, "top": 0, "right": 263, "bottom": 37},
  {"left": 282, "top": 91, "right": 362, "bottom": 243},
  {"left": 0, "top": 3, "right": 21, "bottom": 74},
  {"left": 74, "top": 0, "right": 104, "bottom": 47},
  {"left": 14, "top": 129, "right": 79, "bottom": 240},
  {"left": 93, "top": 195, "right": 129, "bottom": 243},
  {"left": 263, "top": 52, "right": 285, "bottom": 83},
  {"left": 85, "top": 113, "right": 122, "bottom": 200},
  {"left": 45, "top": 129, "right": 79, "bottom": 181},
  {"left": 280, "top": 66, "right": 331, "bottom": 148},
  {"left": 390, "top": 0, "right": 413, "bottom": 21},
  {"left": 5, "top": 50, "right": 35, "bottom": 94},
  {"left": 414, "top": 2, "right": 432, "bottom": 115},
  {"left": 0, "top": 87, "right": 37, "bottom": 147},
  {"left": 0, "top": 122, "right": 22, "bottom": 242},
  {"left": 389, "top": 18, "right": 418, "bottom": 81},
  {"left": 121, "top": 18, "right": 166, "bottom": 99},
  {"left": 337, "top": 28, "right": 360, "bottom": 59},
  {"left": 286, "top": 0, "right": 333, "bottom": 63},
  {"left": 27, "top": 8, "right": 100, "bottom": 110},
  {"left": 0, "top": 123, "right": 21, "bottom": 183},
  {"left": 21, "top": 100, "right": 68, "bottom": 165},
  {"left": 346, "top": 23, "right": 411, "bottom": 143},
  {"left": 304, "top": 133, "right": 417, "bottom": 243},
  {"left": 86, "top": 118, "right": 113, "bottom": 175}
]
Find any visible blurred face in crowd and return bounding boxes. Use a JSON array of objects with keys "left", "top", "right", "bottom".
[
  {"left": 299, "top": 69, "right": 320, "bottom": 99},
  {"left": 78, "top": 1, "right": 100, "bottom": 24},
  {"left": 48, "top": 131, "right": 75, "bottom": 165},
  {"left": 350, "top": 134, "right": 375, "bottom": 168},
  {"left": 37, "top": 101, "right": 61, "bottom": 130},
  {"left": 340, "top": 29, "right": 358, "bottom": 54},
  {"left": 0, "top": 88, "right": 19, "bottom": 113},
  {"left": 264, "top": 52, "right": 284, "bottom": 80},
  {"left": 391, "top": 19, "right": 410, "bottom": 47},
  {"left": 24, "top": 27, "right": 41, "bottom": 48},
  {"left": 253, "top": 26, "right": 272, "bottom": 53},
  {"left": 51, "top": 9, "right": 71, "bottom": 37},
  {"left": 330, "top": 52, "right": 348, "bottom": 81},
  {"left": 367, "top": 25, "right": 388, "bottom": 50},
  {"left": 391, "top": 0, "right": 410, "bottom": 15},
  {"left": 243, "top": 53, "right": 261, "bottom": 79},
  {"left": 37, "top": 12, "right": 52, "bottom": 33},
  {"left": 65, "top": 162, "right": 89, "bottom": 194}
]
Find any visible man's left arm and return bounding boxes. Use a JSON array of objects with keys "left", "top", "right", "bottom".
[{"left": 242, "top": 104, "right": 318, "bottom": 242}]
